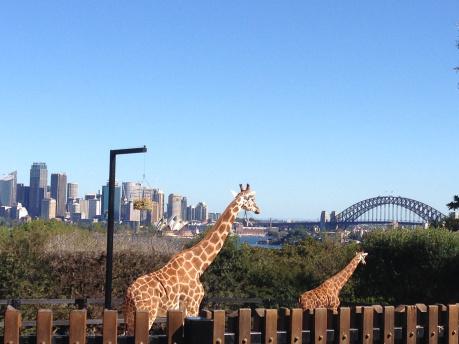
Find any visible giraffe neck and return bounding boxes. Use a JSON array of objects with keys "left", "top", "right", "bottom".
[
  {"left": 328, "top": 256, "right": 361, "bottom": 291},
  {"left": 189, "top": 195, "right": 242, "bottom": 273}
]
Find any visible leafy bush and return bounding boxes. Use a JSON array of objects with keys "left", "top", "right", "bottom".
[{"left": 354, "top": 228, "right": 459, "bottom": 305}]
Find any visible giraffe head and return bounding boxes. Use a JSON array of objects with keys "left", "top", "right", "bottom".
[
  {"left": 356, "top": 251, "right": 368, "bottom": 265},
  {"left": 234, "top": 184, "right": 261, "bottom": 214}
]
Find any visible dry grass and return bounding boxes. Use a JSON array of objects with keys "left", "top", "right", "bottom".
[{"left": 43, "top": 231, "right": 190, "bottom": 256}]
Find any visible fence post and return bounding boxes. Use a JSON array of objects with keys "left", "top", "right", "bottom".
[
  {"left": 69, "top": 309, "right": 87, "bottom": 344},
  {"left": 338, "top": 307, "right": 350, "bottom": 344},
  {"left": 362, "top": 307, "right": 373, "bottom": 344},
  {"left": 103, "top": 310, "right": 118, "bottom": 344},
  {"left": 4, "top": 306, "right": 21, "bottom": 344},
  {"left": 134, "top": 311, "right": 149, "bottom": 344},
  {"left": 447, "top": 304, "right": 458, "bottom": 344},
  {"left": 404, "top": 305, "right": 417, "bottom": 344},
  {"left": 167, "top": 310, "right": 184, "bottom": 344},
  {"left": 237, "top": 308, "right": 252, "bottom": 344},
  {"left": 383, "top": 306, "right": 394, "bottom": 344},
  {"left": 314, "top": 308, "right": 327, "bottom": 344},
  {"left": 212, "top": 310, "right": 225, "bottom": 344},
  {"left": 426, "top": 305, "right": 438, "bottom": 344},
  {"left": 36, "top": 309, "right": 52, "bottom": 344},
  {"left": 289, "top": 309, "right": 303, "bottom": 344},
  {"left": 263, "top": 309, "right": 277, "bottom": 344}
]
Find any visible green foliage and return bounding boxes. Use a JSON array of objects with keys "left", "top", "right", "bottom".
[
  {"left": 1, "top": 221, "right": 459, "bottom": 321},
  {"left": 201, "top": 236, "right": 360, "bottom": 308},
  {"left": 447, "top": 195, "right": 459, "bottom": 211},
  {"left": 355, "top": 228, "right": 459, "bottom": 304}
]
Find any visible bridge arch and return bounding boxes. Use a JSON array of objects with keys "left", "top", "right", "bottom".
[{"left": 335, "top": 196, "right": 446, "bottom": 224}]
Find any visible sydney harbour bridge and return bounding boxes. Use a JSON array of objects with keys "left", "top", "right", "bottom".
[{"left": 254, "top": 196, "right": 447, "bottom": 230}]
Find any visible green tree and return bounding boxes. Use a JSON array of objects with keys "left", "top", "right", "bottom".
[{"left": 447, "top": 195, "right": 459, "bottom": 211}]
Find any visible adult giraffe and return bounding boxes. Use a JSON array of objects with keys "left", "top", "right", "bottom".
[{"left": 123, "top": 184, "right": 260, "bottom": 333}]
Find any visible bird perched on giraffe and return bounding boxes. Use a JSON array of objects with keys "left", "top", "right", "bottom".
[
  {"left": 298, "top": 251, "right": 368, "bottom": 312},
  {"left": 123, "top": 184, "right": 260, "bottom": 333}
]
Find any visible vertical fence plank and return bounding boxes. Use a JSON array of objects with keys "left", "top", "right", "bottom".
[
  {"left": 135, "top": 311, "right": 149, "bottom": 344},
  {"left": 362, "top": 307, "right": 373, "bottom": 344},
  {"left": 213, "top": 310, "right": 226, "bottom": 344},
  {"left": 238, "top": 309, "right": 252, "bottom": 344},
  {"left": 289, "top": 309, "right": 303, "bottom": 344},
  {"left": 404, "top": 306, "right": 417, "bottom": 344},
  {"left": 36, "top": 309, "right": 52, "bottom": 344},
  {"left": 264, "top": 309, "right": 277, "bottom": 344},
  {"left": 69, "top": 310, "right": 87, "bottom": 344},
  {"left": 4, "top": 307, "right": 21, "bottom": 344},
  {"left": 448, "top": 305, "right": 458, "bottom": 344},
  {"left": 427, "top": 305, "right": 438, "bottom": 344},
  {"left": 314, "top": 308, "right": 327, "bottom": 344},
  {"left": 103, "top": 310, "right": 118, "bottom": 344},
  {"left": 383, "top": 306, "right": 394, "bottom": 344},
  {"left": 338, "top": 308, "right": 350, "bottom": 344},
  {"left": 168, "top": 310, "right": 184, "bottom": 344}
]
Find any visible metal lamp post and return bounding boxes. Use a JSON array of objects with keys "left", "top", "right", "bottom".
[{"left": 105, "top": 146, "right": 147, "bottom": 309}]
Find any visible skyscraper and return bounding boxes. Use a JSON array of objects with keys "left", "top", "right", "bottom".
[
  {"left": 41, "top": 198, "right": 56, "bottom": 219},
  {"left": 67, "top": 182, "right": 78, "bottom": 201},
  {"left": 153, "top": 189, "right": 164, "bottom": 218},
  {"left": 88, "top": 198, "right": 101, "bottom": 219},
  {"left": 167, "top": 194, "right": 182, "bottom": 220},
  {"left": 122, "top": 182, "right": 142, "bottom": 202},
  {"left": 0, "top": 171, "right": 17, "bottom": 207},
  {"left": 195, "top": 202, "right": 208, "bottom": 222},
  {"left": 51, "top": 173, "right": 67, "bottom": 218},
  {"left": 29, "top": 162, "right": 48, "bottom": 217},
  {"left": 16, "top": 183, "right": 29, "bottom": 209},
  {"left": 102, "top": 183, "right": 121, "bottom": 222},
  {"left": 181, "top": 196, "right": 188, "bottom": 221}
]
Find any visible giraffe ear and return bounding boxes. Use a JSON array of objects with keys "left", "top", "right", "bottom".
[{"left": 231, "top": 190, "right": 238, "bottom": 198}]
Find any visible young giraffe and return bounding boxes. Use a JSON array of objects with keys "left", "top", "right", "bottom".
[
  {"left": 123, "top": 184, "right": 260, "bottom": 333},
  {"left": 298, "top": 251, "right": 368, "bottom": 311}
]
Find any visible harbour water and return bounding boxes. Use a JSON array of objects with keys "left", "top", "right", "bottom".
[{"left": 237, "top": 235, "right": 281, "bottom": 249}]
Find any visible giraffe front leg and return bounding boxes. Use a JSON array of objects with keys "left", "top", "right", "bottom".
[
  {"left": 182, "top": 282, "right": 205, "bottom": 316},
  {"left": 329, "top": 296, "right": 340, "bottom": 313}
]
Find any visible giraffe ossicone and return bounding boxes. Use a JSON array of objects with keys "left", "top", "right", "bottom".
[
  {"left": 298, "top": 251, "right": 368, "bottom": 312},
  {"left": 123, "top": 184, "right": 260, "bottom": 333}
]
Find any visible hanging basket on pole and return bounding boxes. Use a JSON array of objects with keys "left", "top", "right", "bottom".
[{"left": 133, "top": 199, "right": 153, "bottom": 211}]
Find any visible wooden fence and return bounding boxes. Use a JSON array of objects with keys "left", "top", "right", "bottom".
[{"left": 1, "top": 304, "right": 459, "bottom": 344}]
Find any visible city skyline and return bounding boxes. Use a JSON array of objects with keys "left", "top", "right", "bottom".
[
  {"left": 0, "top": 160, "right": 454, "bottom": 221},
  {"left": 1, "top": 2, "right": 458, "bottom": 219}
]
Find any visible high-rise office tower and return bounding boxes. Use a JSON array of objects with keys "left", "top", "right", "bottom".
[
  {"left": 167, "top": 194, "right": 182, "bottom": 219},
  {"left": 29, "top": 162, "right": 48, "bottom": 217},
  {"left": 195, "top": 202, "right": 208, "bottom": 222},
  {"left": 41, "top": 198, "right": 56, "bottom": 219},
  {"left": 51, "top": 173, "right": 67, "bottom": 218},
  {"left": 88, "top": 198, "right": 101, "bottom": 219},
  {"left": 0, "top": 171, "right": 17, "bottom": 207},
  {"left": 78, "top": 198, "right": 89, "bottom": 219},
  {"left": 186, "top": 205, "right": 195, "bottom": 221},
  {"left": 122, "top": 182, "right": 141, "bottom": 202},
  {"left": 181, "top": 196, "right": 188, "bottom": 221},
  {"left": 16, "top": 183, "right": 29, "bottom": 209},
  {"left": 101, "top": 182, "right": 121, "bottom": 222},
  {"left": 67, "top": 182, "right": 78, "bottom": 201},
  {"left": 152, "top": 189, "right": 164, "bottom": 218}
]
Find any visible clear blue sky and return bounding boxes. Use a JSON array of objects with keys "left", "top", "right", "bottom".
[{"left": 1, "top": 1, "right": 458, "bottom": 220}]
